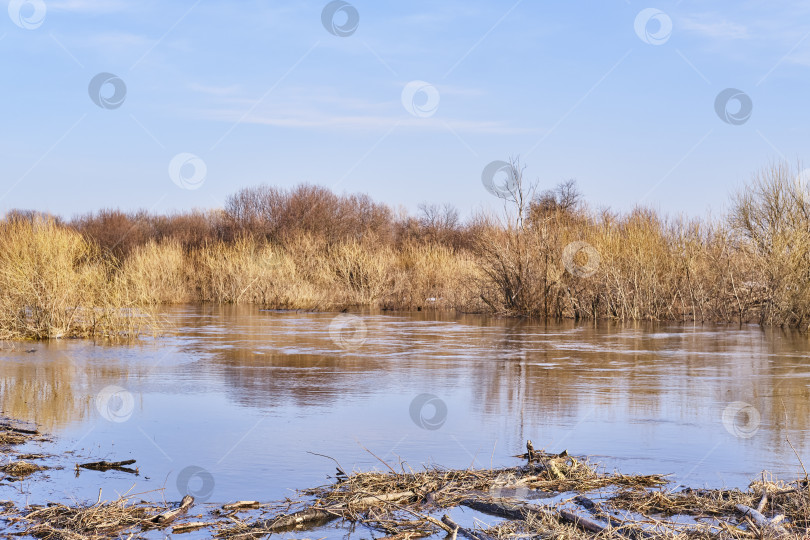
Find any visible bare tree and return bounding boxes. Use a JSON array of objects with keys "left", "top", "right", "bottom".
[{"left": 530, "top": 179, "right": 582, "bottom": 217}]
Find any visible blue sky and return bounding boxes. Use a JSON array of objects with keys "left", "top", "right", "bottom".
[{"left": 1, "top": 0, "right": 809, "bottom": 219}]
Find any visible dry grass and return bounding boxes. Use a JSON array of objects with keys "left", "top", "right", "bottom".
[
  {"left": 605, "top": 477, "right": 810, "bottom": 538},
  {"left": 391, "top": 240, "right": 482, "bottom": 310},
  {"left": 1, "top": 418, "right": 49, "bottom": 482},
  {"left": 0, "top": 217, "right": 159, "bottom": 340},
  {"left": 119, "top": 239, "right": 189, "bottom": 304},
  {"left": 3, "top": 431, "right": 809, "bottom": 540},
  {"left": 473, "top": 161, "right": 810, "bottom": 328},
  {"left": 226, "top": 452, "right": 810, "bottom": 539},
  {"left": 20, "top": 494, "right": 162, "bottom": 540},
  {"left": 0, "top": 431, "right": 28, "bottom": 445},
  {"left": 7, "top": 161, "right": 810, "bottom": 333},
  {"left": 227, "top": 450, "right": 667, "bottom": 539},
  {"left": 188, "top": 235, "right": 326, "bottom": 309},
  {"left": 1, "top": 460, "right": 44, "bottom": 478}
]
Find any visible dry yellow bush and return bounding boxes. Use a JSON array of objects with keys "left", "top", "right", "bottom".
[
  {"left": 5, "top": 161, "right": 810, "bottom": 338},
  {"left": 0, "top": 218, "right": 156, "bottom": 339}
]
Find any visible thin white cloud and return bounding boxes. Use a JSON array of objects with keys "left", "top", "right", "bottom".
[
  {"left": 188, "top": 83, "right": 243, "bottom": 97},
  {"left": 680, "top": 15, "right": 750, "bottom": 40},
  {"left": 198, "top": 107, "right": 534, "bottom": 135},
  {"left": 71, "top": 31, "right": 153, "bottom": 49},
  {"left": 48, "top": 0, "right": 132, "bottom": 13},
  {"left": 186, "top": 82, "right": 528, "bottom": 134}
]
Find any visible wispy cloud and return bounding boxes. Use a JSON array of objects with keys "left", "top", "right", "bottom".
[
  {"left": 68, "top": 31, "right": 154, "bottom": 49},
  {"left": 48, "top": 0, "right": 132, "bottom": 14},
  {"left": 188, "top": 83, "right": 243, "bottom": 97},
  {"left": 680, "top": 15, "right": 750, "bottom": 40},
  {"left": 199, "top": 107, "right": 533, "bottom": 135},
  {"left": 189, "top": 83, "right": 527, "bottom": 134}
]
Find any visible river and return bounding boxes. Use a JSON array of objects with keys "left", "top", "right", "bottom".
[{"left": 1, "top": 305, "right": 808, "bottom": 518}]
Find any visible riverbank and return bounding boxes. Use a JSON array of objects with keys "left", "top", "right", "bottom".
[
  {"left": 1, "top": 417, "right": 807, "bottom": 539},
  {"left": 4, "top": 161, "right": 810, "bottom": 339}
]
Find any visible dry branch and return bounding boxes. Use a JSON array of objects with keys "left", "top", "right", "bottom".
[
  {"left": 150, "top": 494, "right": 194, "bottom": 525},
  {"left": 441, "top": 514, "right": 497, "bottom": 540}
]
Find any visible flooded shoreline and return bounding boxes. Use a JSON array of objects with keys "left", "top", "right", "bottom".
[
  {"left": 1, "top": 420, "right": 807, "bottom": 539},
  {"left": 1, "top": 306, "right": 809, "bottom": 527}
]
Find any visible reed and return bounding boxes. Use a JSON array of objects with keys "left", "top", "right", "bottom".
[
  {"left": 0, "top": 217, "right": 157, "bottom": 339},
  {"left": 467, "top": 160, "right": 810, "bottom": 328}
]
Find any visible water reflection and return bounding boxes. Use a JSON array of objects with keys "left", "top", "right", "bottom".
[
  {"left": 1, "top": 306, "right": 810, "bottom": 502},
  {"left": 0, "top": 344, "right": 90, "bottom": 429}
]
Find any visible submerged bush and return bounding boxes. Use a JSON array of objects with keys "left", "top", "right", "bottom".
[
  {"left": 5, "top": 161, "right": 810, "bottom": 336},
  {"left": 0, "top": 217, "right": 157, "bottom": 339}
]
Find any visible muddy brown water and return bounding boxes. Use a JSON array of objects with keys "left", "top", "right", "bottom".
[{"left": 1, "top": 305, "right": 810, "bottom": 527}]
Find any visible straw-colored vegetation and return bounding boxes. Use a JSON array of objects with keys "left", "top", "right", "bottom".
[
  {"left": 0, "top": 217, "right": 158, "bottom": 339},
  {"left": 3, "top": 420, "right": 809, "bottom": 539},
  {"left": 12, "top": 447, "right": 804, "bottom": 539},
  {"left": 4, "top": 159, "right": 810, "bottom": 339}
]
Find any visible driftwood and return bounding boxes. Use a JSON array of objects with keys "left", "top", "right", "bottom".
[
  {"left": 526, "top": 440, "right": 537, "bottom": 462},
  {"left": 517, "top": 440, "right": 570, "bottom": 464},
  {"left": 0, "top": 422, "right": 38, "bottom": 435},
  {"left": 222, "top": 500, "right": 260, "bottom": 511},
  {"left": 461, "top": 497, "right": 609, "bottom": 535},
  {"left": 461, "top": 497, "right": 533, "bottom": 521},
  {"left": 558, "top": 507, "right": 609, "bottom": 534},
  {"left": 151, "top": 495, "right": 194, "bottom": 525},
  {"left": 441, "top": 514, "right": 497, "bottom": 540},
  {"left": 756, "top": 492, "right": 768, "bottom": 513},
  {"left": 575, "top": 495, "right": 652, "bottom": 539},
  {"left": 172, "top": 520, "right": 217, "bottom": 534},
  {"left": 258, "top": 506, "right": 341, "bottom": 531},
  {"left": 77, "top": 459, "right": 137, "bottom": 473},
  {"left": 256, "top": 491, "right": 415, "bottom": 531},
  {"left": 735, "top": 504, "right": 790, "bottom": 537}
]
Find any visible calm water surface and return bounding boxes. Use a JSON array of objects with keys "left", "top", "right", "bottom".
[{"left": 2, "top": 306, "right": 810, "bottom": 518}]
